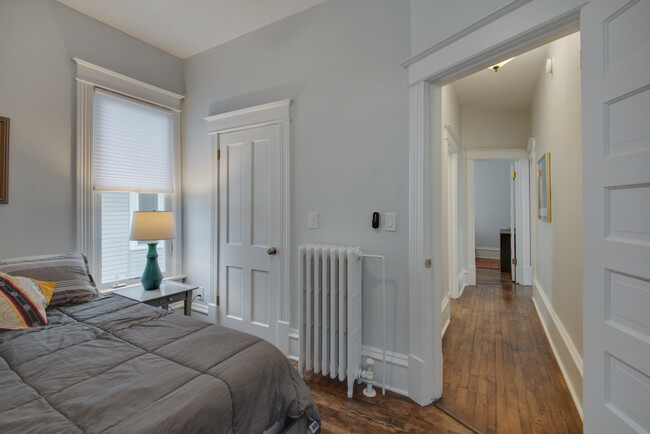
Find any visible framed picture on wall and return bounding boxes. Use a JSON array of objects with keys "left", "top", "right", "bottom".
[
  {"left": 0, "top": 117, "right": 9, "bottom": 204},
  {"left": 537, "top": 151, "right": 551, "bottom": 222}
]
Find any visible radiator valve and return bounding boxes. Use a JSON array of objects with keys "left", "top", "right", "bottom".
[{"left": 360, "top": 357, "right": 376, "bottom": 398}]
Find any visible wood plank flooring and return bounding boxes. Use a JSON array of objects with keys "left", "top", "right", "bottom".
[
  {"left": 437, "top": 267, "right": 582, "bottom": 433},
  {"left": 297, "top": 264, "right": 581, "bottom": 433},
  {"left": 300, "top": 368, "right": 473, "bottom": 433}
]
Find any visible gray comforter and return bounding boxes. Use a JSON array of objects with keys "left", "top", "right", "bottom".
[{"left": 0, "top": 295, "right": 319, "bottom": 433}]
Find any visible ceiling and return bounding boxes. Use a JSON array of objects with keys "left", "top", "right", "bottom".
[
  {"left": 57, "top": 0, "right": 326, "bottom": 59},
  {"left": 452, "top": 43, "right": 549, "bottom": 110}
]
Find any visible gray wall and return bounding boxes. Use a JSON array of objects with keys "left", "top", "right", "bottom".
[
  {"left": 0, "top": 0, "right": 184, "bottom": 259},
  {"left": 531, "top": 32, "right": 583, "bottom": 355},
  {"left": 462, "top": 107, "right": 531, "bottom": 149},
  {"left": 474, "top": 160, "right": 512, "bottom": 250},
  {"left": 410, "top": 0, "right": 511, "bottom": 55},
  {"left": 182, "top": 0, "right": 410, "bottom": 354}
]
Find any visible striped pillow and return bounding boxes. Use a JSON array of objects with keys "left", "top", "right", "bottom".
[
  {"left": 0, "top": 272, "right": 55, "bottom": 329},
  {"left": 0, "top": 253, "right": 99, "bottom": 306}
]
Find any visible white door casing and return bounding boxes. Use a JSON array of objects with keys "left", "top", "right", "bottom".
[
  {"left": 582, "top": 0, "right": 650, "bottom": 432},
  {"left": 218, "top": 125, "right": 280, "bottom": 344},
  {"left": 515, "top": 159, "right": 531, "bottom": 285},
  {"left": 444, "top": 124, "right": 460, "bottom": 299},
  {"left": 464, "top": 149, "right": 531, "bottom": 287},
  {"left": 206, "top": 99, "right": 291, "bottom": 354},
  {"left": 405, "top": 1, "right": 582, "bottom": 405},
  {"left": 510, "top": 161, "right": 516, "bottom": 282}
]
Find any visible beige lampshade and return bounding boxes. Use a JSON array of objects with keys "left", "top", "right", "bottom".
[{"left": 130, "top": 211, "right": 176, "bottom": 241}]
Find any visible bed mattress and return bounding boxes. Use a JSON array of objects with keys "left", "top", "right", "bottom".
[{"left": 0, "top": 295, "right": 319, "bottom": 433}]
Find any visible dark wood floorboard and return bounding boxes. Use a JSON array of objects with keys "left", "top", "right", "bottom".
[
  {"left": 299, "top": 366, "right": 473, "bottom": 433},
  {"left": 437, "top": 267, "right": 582, "bottom": 433}
]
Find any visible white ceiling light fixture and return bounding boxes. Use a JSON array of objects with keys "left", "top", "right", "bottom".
[{"left": 487, "top": 57, "right": 515, "bottom": 72}]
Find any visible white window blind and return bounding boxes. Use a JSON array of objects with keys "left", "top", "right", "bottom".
[{"left": 93, "top": 90, "right": 174, "bottom": 192}]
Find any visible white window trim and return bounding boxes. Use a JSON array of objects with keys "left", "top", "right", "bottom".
[{"left": 74, "top": 58, "right": 184, "bottom": 286}]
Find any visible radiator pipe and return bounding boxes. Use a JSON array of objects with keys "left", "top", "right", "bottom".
[{"left": 359, "top": 252, "right": 386, "bottom": 396}]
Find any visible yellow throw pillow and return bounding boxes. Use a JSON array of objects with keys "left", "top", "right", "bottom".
[{"left": 0, "top": 272, "right": 55, "bottom": 329}]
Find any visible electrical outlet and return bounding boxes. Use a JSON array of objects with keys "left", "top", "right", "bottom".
[{"left": 195, "top": 287, "right": 204, "bottom": 301}]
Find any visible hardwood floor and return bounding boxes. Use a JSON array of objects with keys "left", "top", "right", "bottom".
[
  {"left": 437, "top": 267, "right": 582, "bottom": 433},
  {"left": 300, "top": 368, "right": 473, "bottom": 433}
]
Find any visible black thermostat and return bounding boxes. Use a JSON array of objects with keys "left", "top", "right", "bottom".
[{"left": 372, "top": 212, "right": 380, "bottom": 229}]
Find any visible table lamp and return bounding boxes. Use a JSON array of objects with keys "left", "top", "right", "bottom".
[{"left": 130, "top": 211, "right": 176, "bottom": 290}]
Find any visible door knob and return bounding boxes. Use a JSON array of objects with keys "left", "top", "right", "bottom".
[{"left": 267, "top": 247, "right": 278, "bottom": 255}]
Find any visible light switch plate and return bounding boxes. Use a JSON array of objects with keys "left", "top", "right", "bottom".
[
  {"left": 308, "top": 212, "right": 319, "bottom": 229},
  {"left": 384, "top": 212, "right": 397, "bottom": 232}
]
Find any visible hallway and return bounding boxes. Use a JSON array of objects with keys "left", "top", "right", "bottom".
[{"left": 437, "top": 267, "right": 582, "bottom": 433}]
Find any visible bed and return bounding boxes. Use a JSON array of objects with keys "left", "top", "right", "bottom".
[{"left": 0, "top": 253, "right": 320, "bottom": 434}]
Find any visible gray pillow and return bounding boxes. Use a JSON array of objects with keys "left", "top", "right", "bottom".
[{"left": 0, "top": 253, "right": 99, "bottom": 306}]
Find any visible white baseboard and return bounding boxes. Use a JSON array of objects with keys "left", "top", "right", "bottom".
[
  {"left": 468, "top": 265, "right": 476, "bottom": 286},
  {"left": 441, "top": 295, "right": 450, "bottom": 337},
  {"left": 532, "top": 277, "right": 583, "bottom": 420},
  {"left": 277, "top": 321, "right": 290, "bottom": 356},
  {"left": 190, "top": 301, "right": 208, "bottom": 315},
  {"left": 475, "top": 247, "right": 500, "bottom": 259},
  {"left": 289, "top": 328, "right": 409, "bottom": 397},
  {"left": 522, "top": 265, "right": 533, "bottom": 286},
  {"left": 457, "top": 269, "right": 468, "bottom": 298}
]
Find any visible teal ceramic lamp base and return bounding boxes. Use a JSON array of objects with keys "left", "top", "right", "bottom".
[{"left": 141, "top": 242, "right": 163, "bottom": 290}]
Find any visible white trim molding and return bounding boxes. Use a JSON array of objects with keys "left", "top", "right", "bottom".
[
  {"left": 288, "top": 329, "right": 410, "bottom": 397},
  {"left": 465, "top": 147, "right": 530, "bottom": 160},
  {"left": 475, "top": 247, "right": 500, "bottom": 260},
  {"left": 408, "top": 82, "right": 440, "bottom": 406},
  {"left": 532, "top": 277, "right": 583, "bottom": 419},
  {"left": 403, "top": 0, "right": 533, "bottom": 68},
  {"left": 207, "top": 99, "right": 292, "bottom": 355},
  {"left": 457, "top": 269, "right": 468, "bottom": 298},
  {"left": 73, "top": 58, "right": 183, "bottom": 112},
  {"left": 205, "top": 99, "right": 291, "bottom": 133}
]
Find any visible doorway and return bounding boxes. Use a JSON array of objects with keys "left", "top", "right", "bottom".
[
  {"left": 206, "top": 99, "right": 292, "bottom": 354},
  {"left": 406, "top": 2, "right": 649, "bottom": 432},
  {"left": 434, "top": 35, "right": 582, "bottom": 431}
]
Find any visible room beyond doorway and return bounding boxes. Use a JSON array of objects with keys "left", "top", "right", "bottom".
[{"left": 437, "top": 30, "right": 584, "bottom": 427}]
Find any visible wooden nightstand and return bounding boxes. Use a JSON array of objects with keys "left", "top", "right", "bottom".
[{"left": 114, "top": 281, "right": 198, "bottom": 316}]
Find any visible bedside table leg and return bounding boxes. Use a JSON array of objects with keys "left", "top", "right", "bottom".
[{"left": 184, "top": 293, "right": 192, "bottom": 316}]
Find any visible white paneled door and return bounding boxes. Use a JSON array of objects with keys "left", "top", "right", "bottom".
[
  {"left": 582, "top": 0, "right": 650, "bottom": 432},
  {"left": 218, "top": 124, "right": 280, "bottom": 345}
]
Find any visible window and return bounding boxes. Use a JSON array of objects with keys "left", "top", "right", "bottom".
[
  {"left": 75, "top": 59, "right": 183, "bottom": 289},
  {"left": 100, "top": 191, "right": 167, "bottom": 284}
]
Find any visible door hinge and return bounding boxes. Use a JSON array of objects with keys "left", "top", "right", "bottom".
[
  {"left": 216, "top": 295, "right": 220, "bottom": 306},
  {"left": 217, "top": 149, "right": 221, "bottom": 160},
  {"left": 512, "top": 258, "right": 517, "bottom": 265},
  {"left": 511, "top": 171, "right": 516, "bottom": 179}
]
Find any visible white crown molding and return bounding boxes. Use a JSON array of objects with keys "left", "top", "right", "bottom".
[
  {"left": 403, "top": 0, "right": 533, "bottom": 68},
  {"left": 205, "top": 99, "right": 292, "bottom": 133},
  {"left": 73, "top": 58, "right": 184, "bottom": 111},
  {"left": 465, "top": 147, "right": 529, "bottom": 160}
]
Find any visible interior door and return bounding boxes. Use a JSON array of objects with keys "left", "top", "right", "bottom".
[
  {"left": 582, "top": 0, "right": 650, "bottom": 432},
  {"left": 218, "top": 124, "right": 280, "bottom": 345}
]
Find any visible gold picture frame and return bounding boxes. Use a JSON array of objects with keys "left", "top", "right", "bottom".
[
  {"left": 0, "top": 117, "right": 8, "bottom": 204},
  {"left": 537, "top": 151, "right": 551, "bottom": 221}
]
